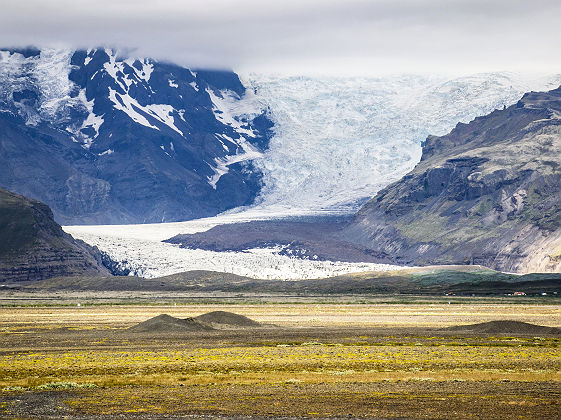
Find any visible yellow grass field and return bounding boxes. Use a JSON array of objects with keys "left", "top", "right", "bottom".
[{"left": 1, "top": 301, "right": 560, "bottom": 419}]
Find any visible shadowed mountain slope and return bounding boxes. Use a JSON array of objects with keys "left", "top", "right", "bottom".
[{"left": 0, "top": 188, "right": 109, "bottom": 281}]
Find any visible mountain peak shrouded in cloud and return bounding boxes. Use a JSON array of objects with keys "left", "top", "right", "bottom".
[
  {"left": 0, "top": 48, "right": 273, "bottom": 224},
  {"left": 1, "top": 0, "right": 560, "bottom": 76}
]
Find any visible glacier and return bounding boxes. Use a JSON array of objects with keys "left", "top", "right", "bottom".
[
  {"left": 65, "top": 71, "right": 561, "bottom": 279},
  {"left": 0, "top": 48, "right": 80, "bottom": 126},
  {"left": 243, "top": 72, "right": 561, "bottom": 215},
  {"left": 64, "top": 213, "right": 402, "bottom": 279}
]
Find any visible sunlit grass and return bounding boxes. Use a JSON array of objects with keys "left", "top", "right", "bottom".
[
  {"left": 1, "top": 339, "right": 559, "bottom": 389},
  {"left": 1, "top": 303, "right": 559, "bottom": 418}
]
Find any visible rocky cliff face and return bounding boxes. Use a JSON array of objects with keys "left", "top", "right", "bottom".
[
  {"left": 344, "top": 86, "right": 561, "bottom": 273},
  {"left": 0, "top": 48, "right": 272, "bottom": 224},
  {"left": 0, "top": 188, "right": 110, "bottom": 281}
]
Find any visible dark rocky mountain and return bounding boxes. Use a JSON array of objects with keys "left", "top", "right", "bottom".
[
  {"left": 169, "top": 85, "right": 561, "bottom": 274},
  {"left": 343, "top": 85, "right": 561, "bottom": 273},
  {"left": 0, "top": 188, "right": 110, "bottom": 281},
  {"left": 0, "top": 48, "right": 272, "bottom": 224}
]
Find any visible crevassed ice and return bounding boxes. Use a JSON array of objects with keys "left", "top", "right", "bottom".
[
  {"left": 205, "top": 87, "right": 264, "bottom": 187},
  {"left": 0, "top": 49, "right": 102, "bottom": 143},
  {"left": 34, "top": 49, "right": 75, "bottom": 119},
  {"left": 242, "top": 72, "right": 561, "bottom": 216},
  {"left": 0, "top": 48, "right": 79, "bottom": 123}
]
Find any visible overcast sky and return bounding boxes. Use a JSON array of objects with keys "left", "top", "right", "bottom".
[{"left": 1, "top": 0, "right": 560, "bottom": 75}]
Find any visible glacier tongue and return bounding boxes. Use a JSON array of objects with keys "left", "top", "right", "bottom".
[
  {"left": 244, "top": 73, "right": 561, "bottom": 216},
  {"left": 64, "top": 215, "right": 402, "bottom": 279},
  {"left": 64, "top": 72, "right": 561, "bottom": 279}
]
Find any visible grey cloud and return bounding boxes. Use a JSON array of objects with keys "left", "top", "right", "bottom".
[{"left": 1, "top": 0, "right": 560, "bottom": 75}]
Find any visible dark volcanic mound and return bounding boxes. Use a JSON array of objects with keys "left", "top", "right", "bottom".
[
  {"left": 195, "top": 311, "right": 261, "bottom": 327},
  {"left": 127, "top": 314, "right": 215, "bottom": 333},
  {"left": 446, "top": 320, "right": 560, "bottom": 335}
]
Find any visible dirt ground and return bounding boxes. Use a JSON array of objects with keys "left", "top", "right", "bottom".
[{"left": 0, "top": 299, "right": 560, "bottom": 419}]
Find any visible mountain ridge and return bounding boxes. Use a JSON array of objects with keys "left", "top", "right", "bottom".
[
  {"left": 20, "top": 267, "right": 561, "bottom": 296},
  {"left": 343, "top": 85, "right": 561, "bottom": 273}
]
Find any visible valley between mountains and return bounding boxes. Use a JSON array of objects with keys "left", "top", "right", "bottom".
[
  {"left": 1, "top": 47, "right": 561, "bottom": 284},
  {"left": 71, "top": 84, "right": 561, "bottom": 278}
]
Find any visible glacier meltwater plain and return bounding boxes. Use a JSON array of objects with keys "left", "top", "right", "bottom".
[{"left": 65, "top": 72, "right": 561, "bottom": 279}]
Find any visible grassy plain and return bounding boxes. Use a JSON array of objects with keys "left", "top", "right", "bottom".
[{"left": 0, "top": 298, "right": 560, "bottom": 419}]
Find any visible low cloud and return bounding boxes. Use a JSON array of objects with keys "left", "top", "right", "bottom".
[{"left": 1, "top": 0, "right": 560, "bottom": 75}]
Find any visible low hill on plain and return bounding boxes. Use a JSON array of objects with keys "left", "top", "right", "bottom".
[
  {"left": 445, "top": 320, "right": 560, "bottom": 335},
  {"left": 127, "top": 314, "right": 214, "bottom": 333},
  {"left": 195, "top": 311, "right": 261, "bottom": 327},
  {"left": 127, "top": 312, "right": 264, "bottom": 333}
]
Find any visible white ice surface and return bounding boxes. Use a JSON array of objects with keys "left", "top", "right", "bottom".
[
  {"left": 137, "top": 61, "right": 153, "bottom": 82},
  {"left": 103, "top": 50, "right": 130, "bottom": 92},
  {"left": 34, "top": 49, "right": 75, "bottom": 119},
  {"left": 0, "top": 48, "right": 81, "bottom": 125},
  {"left": 208, "top": 142, "right": 263, "bottom": 189},
  {"left": 0, "top": 49, "right": 105, "bottom": 147},
  {"left": 77, "top": 89, "right": 103, "bottom": 145},
  {"left": 103, "top": 51, "right": 189, "bottom": 136},
  {"left": 144, "top": 104, "right": 184, "bottom": 136},
  {"left": 243, "top": 72, "right": 561, "bottom": 215},
  {"left": 204, "top": 87, "right": 265, "bottom": 186},
  {"left": 64, "top": 213, "right": 401, "bottom": 279},
  {"left": 206, "top": 87, "right": 259, "bottom": 138}
]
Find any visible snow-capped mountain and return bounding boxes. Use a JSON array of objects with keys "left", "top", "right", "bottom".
[
  {"left": 2, "top": 48, "right": 559, "bottom": 226},
  {"left": 0, "top": 48, "right": 272, "bottom": 224}
]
